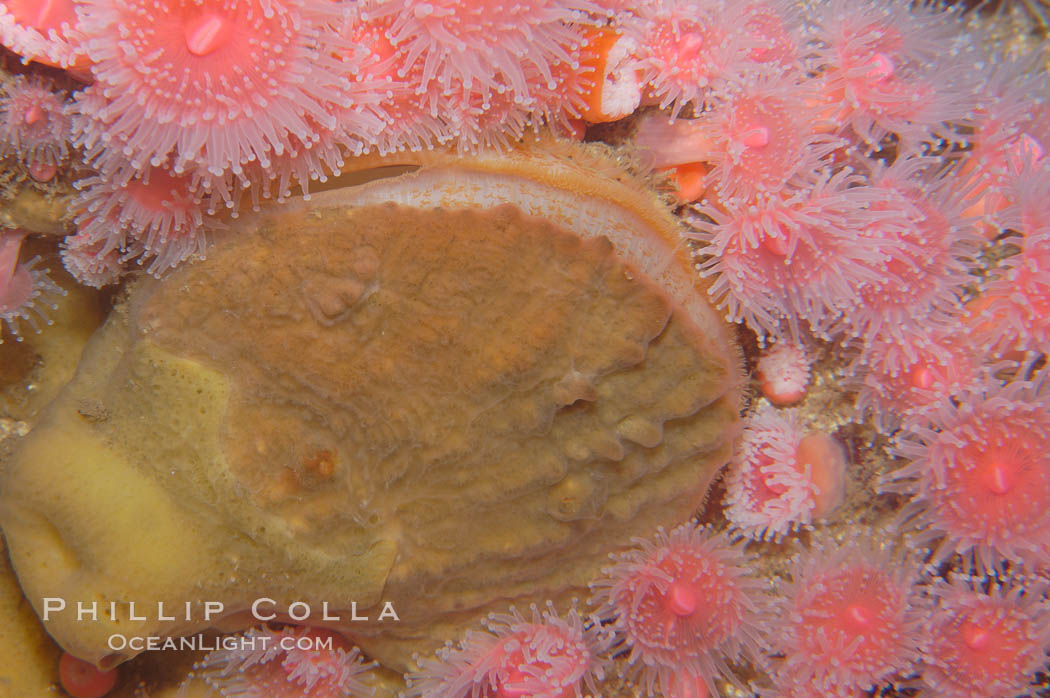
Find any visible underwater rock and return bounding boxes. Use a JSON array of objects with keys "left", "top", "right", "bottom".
[
  {"left": 0, "top": 146, "right": 742, "bottom": 672},
  {"left": 0, "top": 185, "right": 72, "bottom": 236}
]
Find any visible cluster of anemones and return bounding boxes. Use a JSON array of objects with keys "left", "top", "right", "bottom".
[
  {"left": 0, "top": 0, "right": 643, "bottom": 314},
  {"left": 411, "top": 523, "right": 1050, "bottom": 698},
  {"left": 657, "top": 0, "right": 982, "bottom": 352},
  {"left": 629, "top": 0, "right": 1049, "bottom": 590},
  {"left": 629, "top": 0, "right": 1046, "bottom": 411},
  {"left": 160, "top": 520, "right": 1049, "bottom": 698},
  {"left": 618, "top": 0, "right": 1050, "bottom": 694},
  {"left": 0, "top": 0, "right": 1041, "bottom": 353},
  {"left": 400, "top": 525, "right": 767, "bottom": 698},
  {"left": 0, "top": 76, "right": 72, "bottom": 342}
]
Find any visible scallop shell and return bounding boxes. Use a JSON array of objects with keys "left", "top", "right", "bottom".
[{"left": 0, "top": 143, "right": 742, "bottom": 672}]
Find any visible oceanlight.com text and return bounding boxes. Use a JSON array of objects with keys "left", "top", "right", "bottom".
[{"left": 106, "top": 631, "right": 334, "bottom": 653}]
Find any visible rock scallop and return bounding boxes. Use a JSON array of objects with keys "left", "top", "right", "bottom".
[{"left": 0, "top": 144, "right": 742, "bottom": 672}]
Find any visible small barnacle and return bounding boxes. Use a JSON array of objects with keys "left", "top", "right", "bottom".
[{"left": 303, "top": 449, "right": 336, "bottom": 479}]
